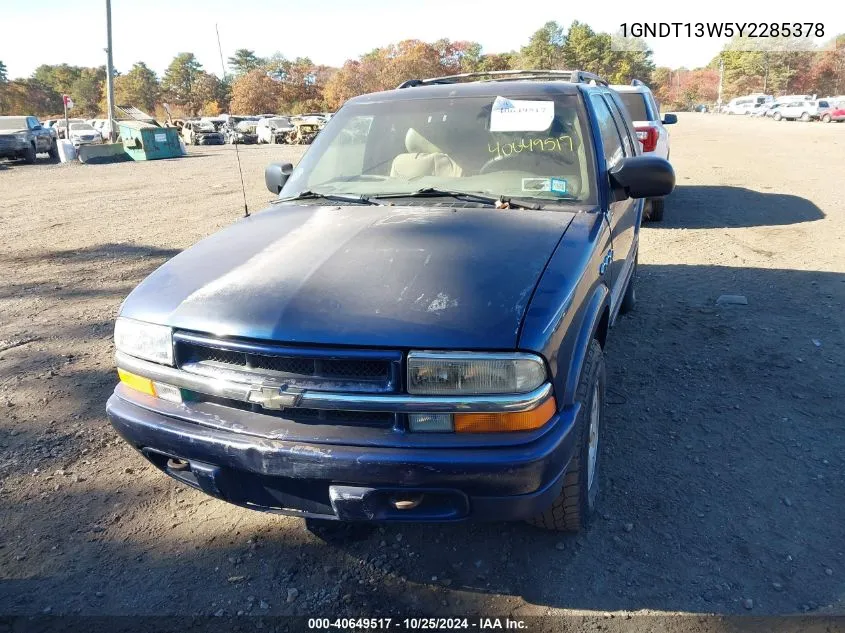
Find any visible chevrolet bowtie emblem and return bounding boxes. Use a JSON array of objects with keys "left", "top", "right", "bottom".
[{"left": 246, "top": 385, "right": 304, "bottom": 410}]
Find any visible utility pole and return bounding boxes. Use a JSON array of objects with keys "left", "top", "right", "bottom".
[
  {"left": 717, "top": 55, "right": 724, "bottom": 110},
  {"left": 105, "top": 0, "right": 116, "bottom": 142}
]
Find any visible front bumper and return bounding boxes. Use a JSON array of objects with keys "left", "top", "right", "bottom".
[{"left": 107, "top": 391, "right": 579, "bottom": 522}]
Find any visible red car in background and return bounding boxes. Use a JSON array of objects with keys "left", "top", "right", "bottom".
[{"left": 827, "top": 105, "right": 845, "bottom": 122}]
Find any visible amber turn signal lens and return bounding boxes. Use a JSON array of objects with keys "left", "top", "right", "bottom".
[
  {"left": 454, "top": 397, "right": 556, "bottom": 433},
  {"left": 118, "top": 368, "right": 156, "bottom": 396}
]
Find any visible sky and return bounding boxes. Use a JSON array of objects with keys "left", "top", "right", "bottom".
[{"left": 2, "top": 0, "right": 842, "bottom": 79}]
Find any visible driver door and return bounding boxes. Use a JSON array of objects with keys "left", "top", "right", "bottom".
[{"left": 589, "top": 93, "right": 638, "bottom": 308}]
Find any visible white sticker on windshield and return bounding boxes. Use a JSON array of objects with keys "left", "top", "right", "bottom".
[{"left": 490, "top": 96, "right": 554, "bottom": 132}]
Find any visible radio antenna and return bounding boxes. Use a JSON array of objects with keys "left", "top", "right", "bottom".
[{"left": 216, "top": 23, "right": 250, "bottom": 218}]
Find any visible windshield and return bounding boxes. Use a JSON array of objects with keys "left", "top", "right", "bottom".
[
  {"left": 0, "top": 117, "right": 29, "bottom": 131},
  {"left": 269, "top": 117, "right": 292, "bottom": 128},
  {"left": 618, "top": 93, "right": 649, "bottom": 121},
  {"left": 281, "top": 94, "right": 595, "bottom": 204},
  {"left": 70, "top": 123, "right": 95, "bottom": 131},
  {"left": 195, "top": 122, "right": 214, "bottom": 131}
]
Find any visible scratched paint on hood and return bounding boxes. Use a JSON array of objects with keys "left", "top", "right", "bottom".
[{"left": 120, "top": 205, "right": 577, "bottom": 350}]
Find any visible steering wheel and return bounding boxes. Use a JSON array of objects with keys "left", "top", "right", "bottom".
[{"left": 479, "top": 149, "right": 576, "bottom": 175}]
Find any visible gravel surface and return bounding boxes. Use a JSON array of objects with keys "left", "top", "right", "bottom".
[{"left": 0, "top": 116, "right": 843, "bottom": 620}]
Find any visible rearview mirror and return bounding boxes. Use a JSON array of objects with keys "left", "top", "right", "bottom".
[
  {"left": 662, "top": 113, "right": 677, "bottom": 125},
  {"left": 609, "top": 155, "right": 675, "bottom": 201},
  {"left": 265, "top": 162, "right": 294, "bottom": 194}
]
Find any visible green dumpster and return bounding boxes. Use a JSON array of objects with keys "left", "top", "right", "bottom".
[{"left": 118, "top": 121, "right": 182, "bottom": 161}]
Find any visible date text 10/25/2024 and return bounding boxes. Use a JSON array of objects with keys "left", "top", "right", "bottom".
[{"left": 307, "top": 617, "right": 528, "bottom": 630}]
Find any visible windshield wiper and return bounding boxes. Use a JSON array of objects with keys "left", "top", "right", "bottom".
[
  {"left": 273, "top": 190, "right": 381, "bottom": 206},
  {"left": 374, "top": 187, "right": 542, "bottom": 210}
]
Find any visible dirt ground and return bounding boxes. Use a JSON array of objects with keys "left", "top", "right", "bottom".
[{"left": 1, "top": 116, "right": 843, "bottom": 623}]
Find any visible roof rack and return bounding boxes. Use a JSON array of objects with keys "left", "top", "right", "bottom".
[{"left": 397, "top": 69, "right": 608, "bottom": 89}]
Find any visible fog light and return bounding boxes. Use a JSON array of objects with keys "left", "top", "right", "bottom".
[
  {"left": 408, "top": 413, "right": 453, "bottom": 432},
  {"left": 153, "top": 382, "right": 182, "bottom": 404}
]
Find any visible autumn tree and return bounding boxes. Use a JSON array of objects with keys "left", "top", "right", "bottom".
[
  {"left": 32, "top": 64, "right": 82, "bottom": 96},
  {"left": 161, "top": 53, "right": 204, "bottom": 114},
  {"left": 113, "top": 62, "right": 159, "bottom": 112},
  {"left": 0, "top": 79, "right": 63, "bottom": 116},
  {"left": 230, "top": 70, "right": 282, "bottom": 114},
  {"left": 520, "top": 21, "right": 565, "bottom": 69},
  {"left": 228, "top": 49, "right": 264, "bottom": 76},
  {"left": 71, "top": 66, "right": 106, "bottom": 116}
]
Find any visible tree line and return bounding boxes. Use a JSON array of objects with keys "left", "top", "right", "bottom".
[{"left": 0, "top": 24, "right": 842, "bottom": 118}]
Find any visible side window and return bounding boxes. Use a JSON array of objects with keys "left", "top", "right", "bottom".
[
  {"left": 27, "top": 117, "right": 39, "bottom": 129},
  {"left": 590, "top": 94, "right": 625, "bottom": 169},
  {"left": 603, "top": 95, "right": 636, "bottom": 157}
]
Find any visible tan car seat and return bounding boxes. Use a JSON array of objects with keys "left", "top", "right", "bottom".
[{"left": 390, "top": 128, "right": 463, "bottom": 179}]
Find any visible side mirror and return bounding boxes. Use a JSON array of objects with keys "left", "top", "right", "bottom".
[
  {"left": 662, "top": 113, "right": 678, "bottom": 125},
  {"left": 265, "top": 162, "right": 294, "bottom": 194},
  {"left": 609, "top": 155, "right": 675, "bottom": 202}
]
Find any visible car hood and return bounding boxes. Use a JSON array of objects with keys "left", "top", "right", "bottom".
[{"left": 120, "top": 205, "right": 576, "bottom": 349}]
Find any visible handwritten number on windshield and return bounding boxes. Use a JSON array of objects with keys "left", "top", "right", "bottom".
[{"left": 488, "top": 136, "right": 574, "bottom": 159}]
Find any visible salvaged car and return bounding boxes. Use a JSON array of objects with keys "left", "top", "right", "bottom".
[
  {"left": 107, "top": 70, "right": 674, "bottom": 532},
  {"left": 226, "top": 119, "right": 259, "bottom": 144},
  {"left": 0, "top": 115, "right": 58, "bottom": 163},
  {"left": 256, "top": 116, "right": 295, "bottom": 144},
  {"left": 68, "top": 122, "right": 104, "bottom": 147},
  {"left": 286, "top": 119, "right": 321, "bottom": 144},
  {"left": 182, "top": 120, "right": 225, "bottom": 145}
]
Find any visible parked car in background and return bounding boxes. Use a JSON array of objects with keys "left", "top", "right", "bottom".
[
  {"left": 68, "top": 122, "right": 104, "bottom": 147},
  {"left": 826, "top": 104, "right": 845, "bottom": 122},
  {"left": 724, "top": 94, "right": 773, "bottom": 115},
  {"left": 181, "top": 120, "right": 225, "bottom": 145},
  {"left": 610, "top": 80, "right": 676, "bottom": 222},
  {"left": 0, "top": 115, "right": 58, "bottom": 162},
  {"left": 750, "top": 102, "right": 776, "bottom": 117},
  {"left": 256, "top": 117, "right": 295, "bottom": 144},
  {"left": 226, "top": 119, "right": 259, "bottom": 144},
  {"left": 814, "top": 99, "right": 837, "bottom": 122},
  {"left": 53, "top": 118, "right": 85, "bottom": 140},
  {"left": 772, "top": 99, "right": 817, "bottom": 121}
]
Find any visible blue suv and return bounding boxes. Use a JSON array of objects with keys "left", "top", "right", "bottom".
[{"left": 107, "top": 70, "right": 674, "bottom": 532}]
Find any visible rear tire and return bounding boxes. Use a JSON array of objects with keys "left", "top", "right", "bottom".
[
  {"left": 773, "top": 112, "right": 782, "bottom": 121},
  {"left": 645, "top": 198, "right": 665, "bottom": 222},
  {"left": 800, "top": 112, "right": 810, "bottom": 122},
  {"left": 527, "top": 339, "right": 605, "bottom": 532},
  {"left": 822, "top": 114, "right": 832, "bottom": 123}
]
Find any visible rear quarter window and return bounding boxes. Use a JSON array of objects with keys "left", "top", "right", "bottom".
[{"left": 618, "top": 93, "right": 650, "bottom": 122}]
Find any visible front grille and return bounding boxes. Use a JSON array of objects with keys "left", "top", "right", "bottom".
[
  {"left": 174, "top": 332, "right": 399, "bottom": 394},
  {"left": 198, "top": 394, "right": 396, "bottom": 429}
]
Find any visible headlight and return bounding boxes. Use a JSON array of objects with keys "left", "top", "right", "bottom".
[
  {"left": 114, "top": 317, "right": 173, "bottom": 365},
  {"left": 407, "top": 352, "right": 546, "bottom": 395}
]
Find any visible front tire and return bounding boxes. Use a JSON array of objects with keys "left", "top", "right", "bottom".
[
  {"left": 22, "top": 143, "right": 37, "bottom": 164},
  {"left": 645, "top": 198, "right": 665, "bottom": 222},
  {"left": 822, "top": 114, "right": 832, "bottom": 123},
  {"left": 800, "top": 112, "right": 811, "bottom": 122},
  {"left": 528, "top": 339, "right": 605, "bottom": 532},
  {"left": 773, "top": 112, "right": 782, "bottom": 121},
  {"left": 48, "top": 139, "right": 59, "bottom": 159}
]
